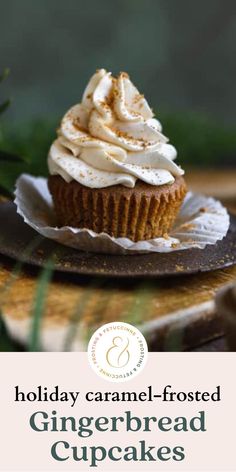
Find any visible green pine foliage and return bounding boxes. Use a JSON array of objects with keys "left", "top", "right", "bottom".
[
  {"left": 0, "top": 70, "right": 235, "bottom": 352},
  {"left": 0, "top": 67, "right": 235, "bottom": 196},
  {"left": 0, "top": 112, "right": 235, "bottom": 197}
]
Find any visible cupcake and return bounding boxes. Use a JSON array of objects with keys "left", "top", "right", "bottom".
[{"left": 48, "top": 69, "right": 186, "bottom": 242}]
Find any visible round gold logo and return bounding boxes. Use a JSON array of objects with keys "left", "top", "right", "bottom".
[{"left": 88, "top": 322, "right": 148, "bottom": 382}]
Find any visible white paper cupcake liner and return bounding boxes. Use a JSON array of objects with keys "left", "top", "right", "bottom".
[{"left": 14, "top": 174, "right": 230, "bottom": 255}]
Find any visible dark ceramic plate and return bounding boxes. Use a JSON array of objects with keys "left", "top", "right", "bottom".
[{"left": 0, "top": 202, "right": 235, "bottom": 278}]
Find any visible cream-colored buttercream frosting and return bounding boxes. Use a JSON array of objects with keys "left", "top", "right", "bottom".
[{"left": 48, "top": 69, "right": 184, "bottom": 188}]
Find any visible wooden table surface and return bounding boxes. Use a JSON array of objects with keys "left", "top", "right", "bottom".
[{"left": 0, "top": 168, "right": 236, "bottom": 352}]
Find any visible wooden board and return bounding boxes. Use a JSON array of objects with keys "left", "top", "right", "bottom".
[
  {"left": 0, "top": 255, "right": 236, "bottom": 351},
  {"left": 0, "top": 169, "right": 236, "bottom": 351}
]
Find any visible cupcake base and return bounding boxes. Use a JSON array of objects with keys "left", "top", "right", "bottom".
[{"left": 48, "top": 176, "right": 187, "bottom": 242}]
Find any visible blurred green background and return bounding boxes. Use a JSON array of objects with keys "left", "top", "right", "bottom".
[
  {"left": 0, "top": 0, "right": 236, "bottom": 195},
  {"left": 0, "top": 0, "right": 235, "bottom": 352}
]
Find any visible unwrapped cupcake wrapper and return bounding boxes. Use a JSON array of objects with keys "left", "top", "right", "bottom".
[{"left": 14, "top": 174, "right": 230, "bottom": 255}]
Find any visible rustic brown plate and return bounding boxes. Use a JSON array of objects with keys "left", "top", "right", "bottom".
[{"left": 0, "top": 202, "right": 235, "bottom": 278}]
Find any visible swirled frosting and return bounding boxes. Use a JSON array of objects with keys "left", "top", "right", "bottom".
[{"left": 48, "top": 69, "right": 184, "bottom": 188}]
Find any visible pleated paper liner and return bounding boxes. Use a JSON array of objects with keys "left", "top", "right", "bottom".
[
  {"left": 14, "top": 174, "right": 230, "bottom": 255},
  {"left": 48, "top": 175, "right": 187, "bottom": 242}
]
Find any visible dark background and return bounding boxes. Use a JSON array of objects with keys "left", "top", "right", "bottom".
[
  {"left": 1, "top": 0, "right": 236, "bottom": 122},
  {"left": 0, "top": 0, "right": 235, "bottom": 355},
  {"left": 0, "top": 0, "right": 235, "bottom": 191}
]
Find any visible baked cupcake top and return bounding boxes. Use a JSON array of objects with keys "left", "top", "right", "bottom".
[{"left": 48, "top": 69, "right": 184, "bottom": 188}]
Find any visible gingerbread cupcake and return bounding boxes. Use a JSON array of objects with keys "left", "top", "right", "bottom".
[{"left": 48, "top": 69, "right": 186, "bottom": 242}]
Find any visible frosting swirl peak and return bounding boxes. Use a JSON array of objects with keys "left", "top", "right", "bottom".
[{"left": 48, "top": 69, "right": 184, "bottom": 188}]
